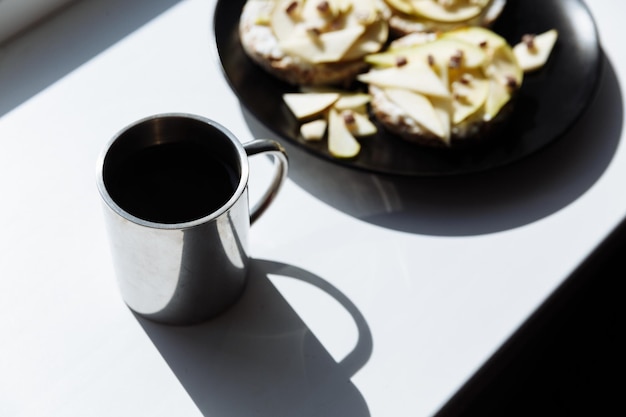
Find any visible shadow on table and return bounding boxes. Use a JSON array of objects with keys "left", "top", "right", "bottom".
[
  {"left": 136, "top": 259, "right": 372, "bottom": 417},
  {"left": 244, "top": 52, "right": 622, "bottom": 236},
  {"left": 434, "top": 207, "right": 626, "bottom": 417},
  {"left": 0, "top": 0, "right": 183, "bottom": 118}
]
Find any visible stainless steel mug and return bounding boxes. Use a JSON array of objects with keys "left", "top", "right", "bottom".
[{"left": 96, "top": 113, "right": 288, "bottom": 325}]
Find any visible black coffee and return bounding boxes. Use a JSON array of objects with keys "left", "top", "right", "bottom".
[{"left": 105, "top": 141, "right": 238, "bottom": 223}]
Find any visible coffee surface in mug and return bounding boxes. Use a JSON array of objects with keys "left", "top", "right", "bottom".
[{"left": 106, "top": 141, "right": 237, "bottom": 223}]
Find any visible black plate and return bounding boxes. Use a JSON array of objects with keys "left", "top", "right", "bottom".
[{"left": 213, "top": 0, "right": 601, "bottom": 176}]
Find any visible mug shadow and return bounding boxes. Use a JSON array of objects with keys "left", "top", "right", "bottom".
[
  {"left": 136, "top": 259, "right": 373, "bottom": 417},
  {"left": 242, "top": 52, "right": 622, "bottom": 236}
]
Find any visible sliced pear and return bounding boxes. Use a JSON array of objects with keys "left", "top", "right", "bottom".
[
  {"left": 302, "top": 2, "right": 336, "bottom": 34},
  {"left": 385, "top": 0, "right": 415, "bottom": 14},
  {"left": 328, "top": 108, "right": 361, "bottom": 158},
  {"left": 300, "top": 0, "right": 333, "bottom": 23},
  {"left": 347, "top": 0, "right": 380, "bottom": 25},
  {"left": 409, "top": 0, "right": 483, "bottom": 23},
  {"left": 279, "top": 24, "right": 366, "bottom": 63},
  {"left": 295, "top": 89, "right": 371, "bottom": 111},
  {"left": 270, "top": 0, "right": 302, "bottom": 43},
  {"left": 272, "top": 0, "right": 385, "bottom": 63},
  {"left": 442, "top": 26, "right": 507, "bottom": 54},
  {"left": 389, "top": 32, "right": 440, "bottom": 51},
  {"left": 333, "top": 93, "right": 371, "bottom": 110},
  {"left": 364, "top": 48, "right": 412, "bottom": 68},
  {"left": 366, "top": 38, "right": 487, "bottom": 70},
  {"left": 486, "top": 42, "right": 523, "bottom": 87},
  {"left": 381, "top": 40, "right": 487, "bottom": 68},
  {"left": 443, "top": 26, "right": 522, "bottom": 88},
  {"left": 300, "top": 119, "right": 328, "bottom": 141},
  {"left": 328, "top": 0, "right": 355, "bottom": 15},
  {"left": 450, "top": 75, "right": 490, "bottom": 124},
  {"left": 348, "top": 111, "right": 378, "bottom": 136},
  {"left": 438, "top": 25, "right": 523, "bottom": 105},
  {"left": 358, "top": 64, "right": 450, "bottom": 98},
  {"left": 430, "top": 96, "right": 453, "bottom": 145},
  {"left": 283, "top": 92, "right": 340, "bottom": 119},
  {"left": 254, "top": 13, "right": 271, "bottom": 26},
  {"left": 513, "top": 29, "right": 558, "bottom": 72},
  {"left": 433, "top": 58, "right": 450, "bottom": 87},
  {"left": 484, "top": 79, "right": 511, "bottom": 121},
  {"left": 383, "top": 87, "right": 446, "bottom": 139},
  {"left": 342, "top": 19, "right": 389, "bottom": 60}
]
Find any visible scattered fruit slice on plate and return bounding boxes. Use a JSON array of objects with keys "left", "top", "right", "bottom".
[
  {"left": 365, "top": 38, "right": 487, "bottom": 69},
  {"left": 357, "top": 63, "right": 451, "bottom": 98},
  {"left": 300, "top": 119, "right": 328, "bottom": 140},
  {"left": 328, "top": 108, "right": 362, "bottom": 158},
  {"left": 282, "top": 88, "right": 377, "bottom": 158},
  {"left": 513, "top": 29, "right": 559, "bottom": 72},
  {"left": 283, "top": 92, "right": 340, "bottom": 119},
  {"left": 382, "top": 87, "right": 447, "bottom": 139},
  {"left": 450, "top": 74, "right": 490, "bottom": 124}
]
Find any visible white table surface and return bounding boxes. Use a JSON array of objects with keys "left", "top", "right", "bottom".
[{"left": 1, "top": 0, "right": 623, "bottom": 415}]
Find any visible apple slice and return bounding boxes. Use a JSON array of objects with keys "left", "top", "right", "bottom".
[
  {"left": 358, "top": 64, "right": 450, "bottom": 98},
  {"left": 383, "top": 87, "right": 446, "bottom": 139},
  {"left": 300, "top": 119, "right": 328, "bottom": 141},
  {"left": 328, "top": 108, "right": 361, "bottom": 158},
  {"left": 283, "top": 92, "right": 340, "bottom": 119},
  {"left": 513, "top": 29, "right": 558, "bottom": 72},
  {"left": 408, "top": 0, "right": 484, "bottom": 23},
  {"left": 366, "top": 38, "right": 487, "bottom": 70}
]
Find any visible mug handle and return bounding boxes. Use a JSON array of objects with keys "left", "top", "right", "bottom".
[{"left": 243, "top": 139, "right": 289, "bottom": 224}]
